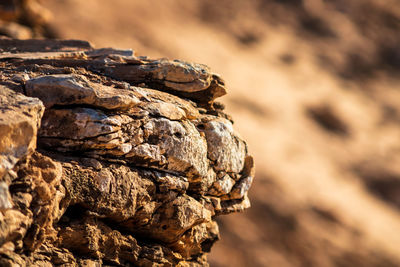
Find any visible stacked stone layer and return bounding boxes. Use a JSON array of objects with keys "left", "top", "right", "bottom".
[{"left": 0, "top": 38, "right": 254, "bottom": 266}]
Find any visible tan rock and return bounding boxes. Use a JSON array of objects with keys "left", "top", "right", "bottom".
[
  {"left": 0, "top": 182, "right": 12, "bottom": 210},
  {"left": 26, "top": 74, "right": 141, "bottom": 110},
  {"left": 0, "top": 38, "right": 254, "bottom": 266},
  {"left": 0, "top": 87, "right": 44, "bottom": 179},
  {"left": 200, "top": 117, "right": 246, "bottom": 173}
]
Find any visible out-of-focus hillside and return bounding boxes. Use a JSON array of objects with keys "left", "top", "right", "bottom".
[{"left": 6, "top": 0, "right": 400, "bottom": 266}]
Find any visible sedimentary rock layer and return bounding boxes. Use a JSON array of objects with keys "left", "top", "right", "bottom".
[{"left": 0, "top": 38, "right": 254, "bottom": 266}]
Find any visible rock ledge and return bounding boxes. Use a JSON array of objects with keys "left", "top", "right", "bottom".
[{"left": 0, "top": 38, "right": 254, "bottom": 266}]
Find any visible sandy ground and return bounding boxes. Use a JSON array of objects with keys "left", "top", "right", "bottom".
[{"left": 43, "top": 1, "right": 400, "bottom": 266}]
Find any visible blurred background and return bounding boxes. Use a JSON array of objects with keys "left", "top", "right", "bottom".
[{"left": 2, "top": 0, "right": 400, "bottom": 266}]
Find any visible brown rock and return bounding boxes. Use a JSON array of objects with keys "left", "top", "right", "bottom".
[
  {"left": 26, "top": 74, "right": 141, "bottom": 110},
  {"left": 0, "top": 87, "right": 44, "bottom": 179},
  {"left": 0, "top": 38, "right": 254, "bottom": 266}
]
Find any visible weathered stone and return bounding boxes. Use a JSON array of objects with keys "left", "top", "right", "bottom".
[
  {"left": 229, "top": 175, "right": 254, "bottom": 200},
  {"left": 0, "top": 182, "right": 12, "bottom": 210},
  {"left": 13, "top": 152, "right": 64, "bottom": 251},
  {"left": 0, "top": 38, "right": 92, "bottom": 52},
  {"left": 26, "top": 74, "right": 141, "bottom": 110},
  {"left": 58, "top": 217, "right": 140, "bottom": 265},
  {"left": 200, "top": 117, "right": 247, "bottom": 173},
  {"left": 227, "top": 155, "right": 255, "bottom": 200},
  {"left": 131, "top": 194, "right": 212, "bottom": 243},
  {"left": 171, "top": 221, "right": 219, "bottom": 258},
  {"left": 40, "top": 108, "right": 121, "bottom": 140},
  {"left": 151, "top": 59, "right": 214, "bottom": 92},
  {"left": 0, "top": 87, "right": 44, "bottom": 179},
  {"left": 139, "top": 118, "right": 209, "bottom": 179},
  {"left": 219, "top": 196, "right": 251, "bottom": 215},
  {"left": 0, "top": 38, "right": 254, "bottom": 266},
  {"left": 208, "top": 174, "right": 236, "bottom": 196}
]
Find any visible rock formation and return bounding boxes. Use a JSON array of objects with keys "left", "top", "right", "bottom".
[{"left": 0, "top": 38, "right": 254, "bottom": 266}]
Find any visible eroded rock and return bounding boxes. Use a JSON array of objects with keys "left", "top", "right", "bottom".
[
  {"left": 26, "top": 74, "right": 141, "bottom": 110},
  {"left": 0, "top": 38, "right": 254, "bottom": 266},
  {"left": 0, "top": 86, "right": 44, "bottom": 179}
]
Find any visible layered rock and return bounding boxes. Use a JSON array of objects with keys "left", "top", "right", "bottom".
[{"left": 0, "top": 38, "right": 254, "bottom": 266}]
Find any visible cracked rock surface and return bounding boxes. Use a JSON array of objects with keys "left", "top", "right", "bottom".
[{"left": 0, "top": 38, "right": 254, "bottom": 266}]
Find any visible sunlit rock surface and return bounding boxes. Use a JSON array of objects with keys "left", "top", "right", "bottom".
[{"left": 0, "top": 38, "right": 254, "bottom": 266}]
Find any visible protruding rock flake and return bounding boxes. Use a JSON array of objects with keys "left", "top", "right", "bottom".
[
  {"left": 0, "top": 182, "right": 12, "bottom": 211},
  {"left": 26, "top": 74, "right": 141, "bottom": 110},
  {"left": 0, "top": 38, "right": 254, "bottom": 266}
]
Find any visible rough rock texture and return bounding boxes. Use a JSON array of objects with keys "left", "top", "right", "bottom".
[
  {"left": 36, "top": 1, "right": 400, "bottom": 266},
  {"left": 0, "top": 38, "right": 254, "bottom": 266}
]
